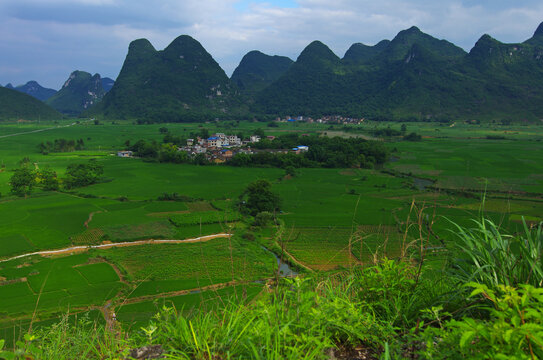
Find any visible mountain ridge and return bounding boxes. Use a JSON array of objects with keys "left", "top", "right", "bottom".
[
  {"left": 84, "top": 22, "right": 543, "bottom": 122},
  {"left": 0, "top": 86, "right": 61, "bottom": 121},
  {"left": 94, "top": 35, "right": 245, "bottom": 121},
  {"left": 46, "top": 70, "right": 106, "bottom": 116},
  {"left": 13, "top": 81, "right": 57, "bottom": 101}
]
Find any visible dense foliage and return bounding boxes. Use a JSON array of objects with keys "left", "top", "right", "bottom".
[
  {"left": 37, "top": 138, "right": 85, "bottom": 154},
  {"left": 63, "top": 160, "right": 104, "bottom": 189},
  {"left": 238, "top": 179, "right": 281, "bottom": 216},
  {"left": 230, "top": 50, "right": 293, "bottom": 95},
  {"left": 232, "top": 134, "right": 388, "bottom": 168}
]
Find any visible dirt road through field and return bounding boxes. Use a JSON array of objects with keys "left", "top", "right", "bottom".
[{"left": 0, "top": 233, "right": 232, "bottom": 263}]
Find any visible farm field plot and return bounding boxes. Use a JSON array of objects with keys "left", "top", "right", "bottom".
[
  {"left": 0, "top": 193, "right": 118, "bottom": 257},
  {"left": 277, "top": 168, "right": 409, "bottom": 228},
  {"left": 0, "top": 253, "right": 123, "bottom": 319},
  {"left": 0, "top": 188, "right": 239, "bottom": 258},
  {"left": 388, "top": 138, "right": 543, "bottom": 193},
  {"left": 282, "top": 226, "right": 404, "bottom": 270},
  {"left": 1, "top": 119, "right": 542, "bottom": 335},
  {"left": 117, "top": 284, "right": 264, "bottom": 326},
  {"left": 80, "top": 159, "right": 283, "bottom": 200},
  {"left": 97, "top": 237, "right": 275, "bottom": 299}
]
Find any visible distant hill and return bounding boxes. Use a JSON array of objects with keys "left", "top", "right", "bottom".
[
  {"left": 254, "top": 22, "right": 543, "bottom": 121},
  {"left": 13, "top": 81, "right": 57, "bottom": 101},
  {"left": 4, "top": 83, "right": 14, "bottom": 90},
  {"left": 343, "top": 40, "right": 390, "bottom": 63},
  {"left": 231, "top": 51, "right": 293, "bottom": 95},
  {"left": 93, "top": 35, "right": 246, "bottom": 121},
  {"left": 101, "top": 77, "right": 115, "bottom": 92},
  {"left": 46, "top": 71, "right": 106, "bottom": 116},
  {"left": 0, "top": 86, "right": 61, "bottom": 121}
]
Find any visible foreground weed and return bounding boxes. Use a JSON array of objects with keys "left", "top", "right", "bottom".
[
  {"left": 0, "top": 313, "right": 132, "bottom": 359},
  {"left": 140, "top": 274, "right": 399, "bottom": 359},
  {"left": 419, "top": 283, "right": 543, "bottom": 359},
  {"left": 447, "top": 217, "right": 542, "bottom": 289}
]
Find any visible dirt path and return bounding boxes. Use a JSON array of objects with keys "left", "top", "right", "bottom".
[
  {"left": 275, "top": 244, "right": 313, "bottom": 272},
  {"left": 84, "top": 211, "right": 102, "bottom": 228},
  {"left": 0, "top": 120, "right": 91, "bottom": 140},
  {"left": 0, "top": 233, "right": 232, "bottom": 263},
  {"left": 120, "top": 279, "right": 255, "bottom": 306}
]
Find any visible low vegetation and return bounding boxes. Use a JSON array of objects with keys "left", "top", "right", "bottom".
[
  {"left": 0, "top": 218, "right": 541, "bottom": 359},
  {"left": 0, "top": 120, "right": 542, "bottom": 359}
]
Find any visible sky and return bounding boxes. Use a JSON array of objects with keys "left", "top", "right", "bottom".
[{"left": 1, "top": 0, "right": 542, "bottom": 90}]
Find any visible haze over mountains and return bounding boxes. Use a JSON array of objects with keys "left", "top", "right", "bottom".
[
  {"left": 2, "top": 22, "right": 543, "bottom": 121},
  {"left": 9, "top": 81, "right": 57, "bottom": 102}
]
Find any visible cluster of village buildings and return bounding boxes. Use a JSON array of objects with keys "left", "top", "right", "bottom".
[
  {"left": 118, "top": 132, "right": 309, "bottom": 163},
  {"left": 276, "top": 115, "right": 364, "bottom": 124}
]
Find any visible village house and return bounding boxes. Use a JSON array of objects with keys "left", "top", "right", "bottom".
[{"left": 117, "top": 150, "right": 133, "bottom": 158}]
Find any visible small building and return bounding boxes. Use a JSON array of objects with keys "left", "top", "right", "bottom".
[
  {"left": 187, "top": 138, "right": 194, "bottom": 146},
  {"left": 207, "top": 136, "right": 223, "bottom": 147},
  {"left": 221, "top": 149, "right": 234, "bottom": 158},
  {"left": 297, "top": 145, "right": 309, "bottom": 152},
  {"left": 227, "top": 135, "right": 241, "bottom": 145},
  {"left": 117, "top": 150, "right": 133, "bottom": 158},
  {"left": 250, "top": 135, "right": 261, "bottom": 143}
]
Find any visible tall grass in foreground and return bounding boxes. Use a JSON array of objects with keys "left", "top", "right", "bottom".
[
  {"left": 1, "top": 216, "right": 541, "bottom": 359},
  {"left": 447, "top": 217, "right": 543, "bottom": 289},
  {"left": 0, "top": 313, "right": 132, "bottom": 359}
]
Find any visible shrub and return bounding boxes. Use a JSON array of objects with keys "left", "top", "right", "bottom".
[{"left": 419, "top": 283, "right": 543, "bottom": 359}]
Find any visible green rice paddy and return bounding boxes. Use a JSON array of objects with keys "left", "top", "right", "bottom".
[{"left": 0, "top": 119, "right": 542, "bottom": 335}]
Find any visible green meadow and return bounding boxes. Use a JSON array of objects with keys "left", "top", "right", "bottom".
[{"left": 0, "top": 119, "right": 542, "bottom": 334}]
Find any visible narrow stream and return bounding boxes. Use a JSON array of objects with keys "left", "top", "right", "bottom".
[
  {"left": 413, "top": 177, "right": 435, "bottom": 191},
  {"left": 261, "top": 246, "right": 298, "bottom": 277}
]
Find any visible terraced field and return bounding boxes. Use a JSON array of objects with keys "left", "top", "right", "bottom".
[{"left": 0, "top": 119, "right": 542, "bottom": 341}]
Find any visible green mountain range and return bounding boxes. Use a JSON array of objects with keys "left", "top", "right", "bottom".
[
  {"left": 101, "top": 77, "right": 115, "bottom": 92},
  {"left": 11, "top": 81, "right": 57, "bottom": 101},
  {"left": 255, "top": 23, "right": 543, "bottom": 121},
  {"left": 46, "top": 71, "right": 106, "bottom": 116},
  {"left": 230, "top": 51, "right": 293, "bottom": 95},
  {"left": 94, "top": 36, "right": 246, "bottom": 121},
  {"left": 0, "top": 86, "right": 61, "bottom": 121},
  {"left": 83, "top": 22, "right": 543, "bottom": 122}
]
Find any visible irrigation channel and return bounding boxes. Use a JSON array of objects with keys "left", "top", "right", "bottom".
[
  {"left": 413, "top": 177, "right": 435, "bottom": 191},
  {"left": 261, "top": 246, "right": 298, "bottom": 277}
]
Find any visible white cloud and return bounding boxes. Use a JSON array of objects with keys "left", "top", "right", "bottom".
[{"left": 1, "top": 0, "right": 542, "bottom": 88}]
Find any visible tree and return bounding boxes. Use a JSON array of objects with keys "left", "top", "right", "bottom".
[
  {"left": 10, "top": 167, "right": 36, "bottom": 197},
  {"left": 239, "top": 179, "right": 281, "bottom": 216},
  {"left": 38, "top": 168, "right": 59, "bottom": 191},
  {"left": 63, "top": 160, "right": 104, "bottom": 189}
]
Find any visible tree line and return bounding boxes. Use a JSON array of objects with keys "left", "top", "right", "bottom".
[
  {"left": 239, "top": 134, "right": 388, "bottom": 169},
  {"left": 9, "top": 160, "right": 104, "bottom": 197},
  {"left": 125, "top": 132, "right": 388, "bottom": 169},
  {"left": 37, "top": 138, "right": 85, "bottom": 154}
]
